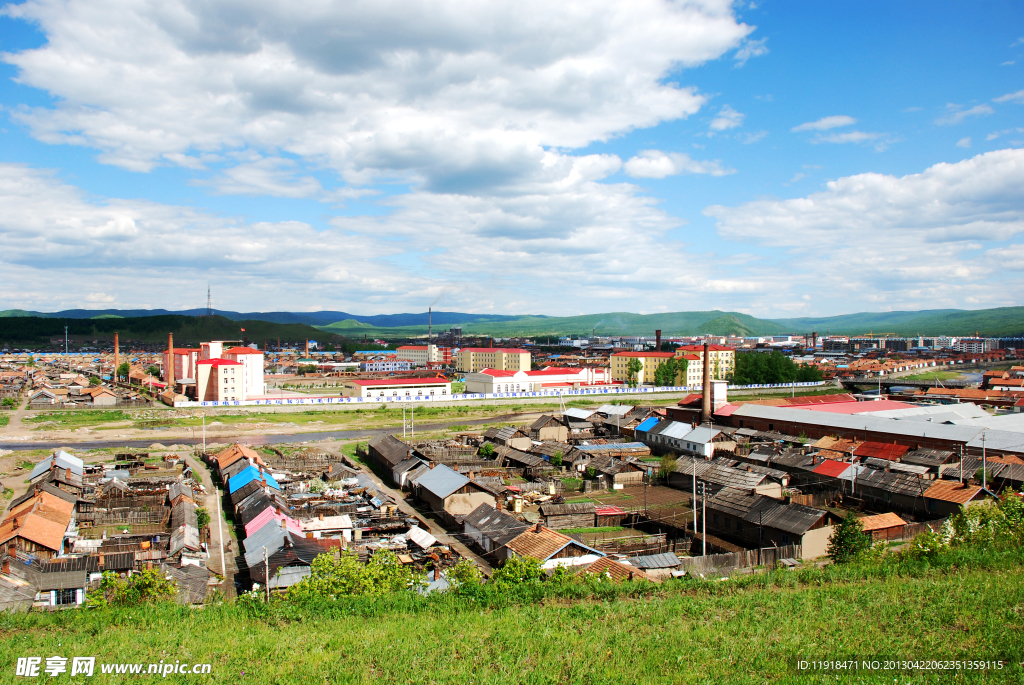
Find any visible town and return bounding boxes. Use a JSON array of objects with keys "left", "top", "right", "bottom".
[{"left": 1, "top": 326, "right": 1021, "bottom": 610}]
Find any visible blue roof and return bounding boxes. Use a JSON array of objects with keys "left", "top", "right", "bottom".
[
  {"left": 576, "top": 442, "right": 648, "bottom": 452},
  {"left": 635, "top": 417, "right": 660, "bottom": 434},
  {"left": 229, "top": 465, "right": 280, "bottom": 494}
]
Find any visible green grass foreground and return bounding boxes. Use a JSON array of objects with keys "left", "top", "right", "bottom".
[{"left": 2, "top": 547, "right": 1023, "bottom": 684}]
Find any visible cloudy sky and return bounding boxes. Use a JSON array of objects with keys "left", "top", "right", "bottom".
[{"left": 0, "top": 0, "right": 1022, "bottom": 317}]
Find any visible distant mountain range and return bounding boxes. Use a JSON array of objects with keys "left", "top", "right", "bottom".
[{"left": 2, "top": 306, "right": 1023, "bottom": 338}]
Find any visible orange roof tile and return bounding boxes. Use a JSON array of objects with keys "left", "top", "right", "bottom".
[
  {"left": 505, "top": 525, "right": 576, "bottom": 560},
  {"left": 577, "top": 557, "right": 656, "bottom": 582},
  {"left": 858, "top": 512, "right": 907, "bottom": 531},
  {"left": 0, "top": 491, "right": 74, "bottom": 552},
  {"left": 924, "top": 481, "right": 984, "bottom": 504},
  {"left": 214, "top": 443, "right": 265, "bottom": 470}
]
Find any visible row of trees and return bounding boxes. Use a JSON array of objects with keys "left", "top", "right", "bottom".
[{"left": 730, "top": 351, "right": 823, "bottom": 385}]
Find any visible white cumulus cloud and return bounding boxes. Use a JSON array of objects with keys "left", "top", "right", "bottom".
[
  {"left": 624, "top": 150, "right": 735, "bottom": 178},
  {"left": 703, "top": 148, "right": 1024, "bottom": 312},
  {"left": 791, "top": 115, "right": 857, "bottom": 132},
  {"left": 710, "top": 105, "right": 744, "bottom": 131}
]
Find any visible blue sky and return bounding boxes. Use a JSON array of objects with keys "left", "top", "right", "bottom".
[{"left": 0, "top": 0, "right": 1021, "bottom": 318}]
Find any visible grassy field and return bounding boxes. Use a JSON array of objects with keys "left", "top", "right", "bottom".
[
  {"left": 23, "top": 410, "right": 131, "bottom": 431},
  {"left": 0, "top": 413, "right": 8, "bottom": 428},
  {"left": 727, "top": 387, "right": 849, "bottom": 401},
  {"left": 2, "top": 549, "right": 1022, "bottom": 684},
  {"left": 896, "top": 370, "right": 971, "bottom": 382}
]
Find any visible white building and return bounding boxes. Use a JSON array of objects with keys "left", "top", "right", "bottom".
[
  {"left": 196, "top": 359, "right": 244, "bottom": 402},
  {"left": 396, "top": 344, "right": 441, "bottom": 366},
  {"left": 342, "top": 377, "right": 452, "bottom": 399},
  {"left": 464, "top": 367, "right": 616, "bottom": 394}
]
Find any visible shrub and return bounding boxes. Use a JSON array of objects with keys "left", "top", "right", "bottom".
[
  {"left": 826, "top": 515, "right": 871, "bottom": 564},
  {"left": 479, "top": 443, "right": 496, "bottom": 458},
  {"left": 196, "top": 507, "right": 211, "bottom": 530},
  {"left": 94, "top": 569, "right": 177, "bottom": 606},
  {"left": 491, "top": 555, "right": 543, "bottom": 586}
]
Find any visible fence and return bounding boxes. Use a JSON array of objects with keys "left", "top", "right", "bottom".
[
  {"left": 675, "top": 544, "right": 803, "bottom": 575},
  {"left": 173, "top": 382, "right": 829, "bottom": 408},
  {"left": 869, "top": 519, "right": 945, "bottom": 543}
]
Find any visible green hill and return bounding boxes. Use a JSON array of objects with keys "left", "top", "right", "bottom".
[
  {"left": 774, "top": 306, "right": 1024, "bottom": 337},
  {"left": 318, "top": 310, "right": 789, "bottom": 339},
  {"left": 0, "top": 315, "right": 340, "bottom": 346}
]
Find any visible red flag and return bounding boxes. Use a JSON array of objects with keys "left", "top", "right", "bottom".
[{"left": 240, "top": 328, "right": 246, "bottom": 332}]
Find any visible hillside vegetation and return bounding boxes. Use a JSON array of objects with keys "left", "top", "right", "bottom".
[
  {"left": 5, "top": 305, "right": 1024, "bottom": 339},
  {"left": 0, "top": 315, "right": 335, "bottom": 346}
]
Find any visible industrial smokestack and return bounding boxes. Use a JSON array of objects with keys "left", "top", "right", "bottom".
[
  {"left": 701, "top": 339, "right": 711, "bottom": 423},
  {"left": 305, "top": 339, "right": 309, "bottom": 357},
  {"left": 429, "top": 306, "right": 432, "bottom": 343},
  {"left": 114, "top": 333, "right": 120, "bottom": 381},
  {"left": 655, "top": 329, "right": 662, "bottom": 351},
  {"left": 168, "top": 333, "right": 175, "bottom": 389}
]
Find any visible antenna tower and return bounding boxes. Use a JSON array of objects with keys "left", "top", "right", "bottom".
[{"left": 206, "top": 285, "right": 213, "bottom": 317}]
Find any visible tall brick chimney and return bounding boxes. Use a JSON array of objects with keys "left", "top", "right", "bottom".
[
  {"left": 114, "top": 332, "right": 120, "bottom": 380},
  {"left": 305, "top": 339, "right": 309, "bottom": 357},
  {"left": 701, "top": 339, "right": 711, "bottom": 423},
  {"left": 168, "top": 333, "right": 175, "bottom": 389},
  {"left": 655, "top": 329, "right": 662, "bottom": 351}
]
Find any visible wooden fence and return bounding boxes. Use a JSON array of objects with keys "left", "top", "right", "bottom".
[
  {"left": 676, "top": 544, "right": 804, "bottom": 575},
  {"left": 869, "top": 519, "right": 945, "bottom": 543}
]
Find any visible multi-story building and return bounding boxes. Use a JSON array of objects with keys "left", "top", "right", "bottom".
[
  {"left": 162, "top": 348, "right": 200, "bottom": 384},
  {"left": 397, "top": 344, "right": 443, "bottom": 366},
  {"left": 457, "top": 348, "right": 531, "bottom": 373},
  {"left": 674, "top": 344, "right": 735, "bottom": 380},
  {"left": 222, "top": 347, "right": 265, "bottom": 396},
  {"left": 197, "top": 359, "right": 244, "bottom": 402},
  {"left": 954, "top": 338, "right": 996, "bottom": 354},
  {"left": 610, "top": 351, "right": 675, "bottom": 384}
]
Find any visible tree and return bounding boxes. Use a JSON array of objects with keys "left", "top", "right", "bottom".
[
  {"left": 732, "top": 351, "right": 823, "bottom": 385},
  {"left": 1, "top": 397, "right": 16, "bottom": 408},
  {"left": 298, "top": 364, "right": 318, "bottom": 375},
  {"left": 89, "top": 377, "right": 101, "bottom": 386},
  {"left": 653, "top": 358, "right": 678, "bottom": 387},
  {"left": 116, "top": 361, "right": 130, "bottom": 382},
  {"left": 659, "top": 453, "right": 677, "bottom": 480},
  {"left": 676, "top": 357, "right": 689, "bottom": 385},
  {"left": 626, "top": 358, "right": 642, "bottom": 387},
  {"left": 551, "top": 449, "right": 563, "bottom": 468},
  {"left": 826, "top": 515, "right": 871, "bottom": 564},
  {"left": 196, "top": 507, "right": 211, "bottom": 530},
  {"left": 479, "top": 443, "right": 496, "bottom": 458},
  {"left": 146, "top": 365, "right": 160, "bottom": 377}
]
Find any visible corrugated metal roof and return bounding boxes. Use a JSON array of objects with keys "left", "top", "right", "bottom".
[
  {"left": 628, "top": 552, "right": 681, "bottom": 569},
  {"left": 29, "top": 451, "right": 84, "bottom": 481},
  {"left": 858, "top": 512, "right": 906, "bottom": 531},
  {"left": 659, "top": 421, "right": 695, "bottom": 440},
  {"left": 684, "top": 426, "right": 723, "bottom": 444},
  {"left": 731, "top": 404, "right": 986, "bottom": 443},
  {"left": 405, "top": 526, "right": 438, "bottom": 549},
  {"left": 750, "top": 501, "right": 828, "bottom": 535},
  {"left": 540, "top": 502, "right": 595, "bottom": 516},
  {"left": 564, "top": 408, "right": 597, "bottom": 420},
  {"left": 635, "top": 417, "right": 660, "bottom": 433},
  {"left": 597, "top": 404, "right": 633, "bottom": 416},
  {"left": 412, "top": 463, "right": 470, "bottom": 500},
  {"left": 228, "top": 466, "right": 280, "bottom": 494}
]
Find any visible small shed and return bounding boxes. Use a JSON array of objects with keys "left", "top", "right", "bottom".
[
  {"left": 858, "top": 512, "right": 907, "bottom": 541},
  {"left": 540, "top": 502, "right": 596, "bottom": 530}
]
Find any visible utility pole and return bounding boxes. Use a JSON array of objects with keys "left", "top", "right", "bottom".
[
  {"left": 691, "top": 459, "right": 697, "bottom": 539},
  {"left": 216, "top": 483, "right": 225, "bottom": 577},
  {"left": 411, "top": 404, "right": 415, "bottom": 437},
  {"left": 697, "top": 481, "right": 708, "bottom": 557},
  {"left": 263, "top": 546, "right": 269, "bottom": 602},
  {"left": 202, "top": 412, "right": 206, "bottom": 454},
  {"left": 982, "top": 431, "right": 987, "bottom": 491},
  {"left": 403, "top": 406, "right": 406, "bottom": 437},
  {"left": 65, "top": 326, "right": 68, "bottom": 356}
]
